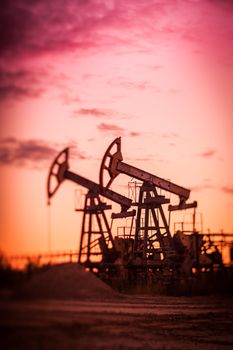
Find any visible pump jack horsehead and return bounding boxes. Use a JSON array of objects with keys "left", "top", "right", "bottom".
[
  {"left": 99, "top": 137, "right": 198, "bottom": 277},
  {"left": 47, "top": 148, "right": 135, "bottom": 270}
]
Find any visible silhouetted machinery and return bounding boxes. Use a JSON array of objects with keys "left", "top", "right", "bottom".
[
  {"left": 47, "top": 139, "right": 229, "bottom": 290},
  {"left": 47, "top": 148, "right": 135, "bottom": 269},
  {"left": 100, "top": 138, "right": 198, "bottom": 278}
]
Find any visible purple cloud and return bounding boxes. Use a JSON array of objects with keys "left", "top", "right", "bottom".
[
  {"left": 0, "top": 0, "right": 232, "bottom": 106},
  {"left": 0, "top": 0, "right": 113, "bottom": 59},
  {"left": 0, "top": 138, "right": 55, "bottom": 167},
  {"left": 0, "top": 69, "right": 44, "bottom": 101},
  {"left": 0, "top": 138, "right": 86, "bottom": 169},
  {"left": 1, "top": 0, "right": 232, "bottom": 64},
  {"left": 0, "top": 84, "right": 43, "bottom": 101}
]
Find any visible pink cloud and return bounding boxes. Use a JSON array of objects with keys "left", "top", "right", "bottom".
[
  {"left": 197, "top": 150, "right": 216, "bottom": 158},
  {"left": 222, "top": 186, "right": 233, "bottom": 194},
  {"left": 97, "top": 124, "right": 142, "bottom": 138},
  {"left": 169, "top": 88, "right": 180, "bottom": 94},
  {"left": 97, "top": 123, "right": 125, "bottom": 135},
  {"left": 129, "top": 132, "right": 141, "bottom": 137},
  {"left": 108, "top": 77, "right": 160, "bottom": 92},
  {"left": 75, "top": 108, "right": 112, "bottom": 118},
  {"left": 162, "top": 132, "right": 179, "bottom": 139},
  {"left": 190, "top": 184, "right": 215, "bottom": 192},
  {"left": 73, "top": 108, "right": 133, "bottom": 121}
]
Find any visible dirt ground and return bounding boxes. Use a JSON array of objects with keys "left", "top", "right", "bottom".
[{"left": 0, "top": 295, "right": 233, "bottom": 350}]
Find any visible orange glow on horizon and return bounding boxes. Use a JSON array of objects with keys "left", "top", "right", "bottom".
[{"left": 1, "top": 0, "right": 233, "bottom": 257}]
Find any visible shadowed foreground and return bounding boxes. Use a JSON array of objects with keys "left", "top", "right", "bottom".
[{"left": 1, "top": 295, "right": 233, "bottom": 350}]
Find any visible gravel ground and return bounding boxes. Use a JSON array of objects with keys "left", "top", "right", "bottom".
[{"left": 0, "top": 295, "right": 233, "bottom": 350}]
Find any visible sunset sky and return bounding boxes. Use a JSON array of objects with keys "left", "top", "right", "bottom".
[{"left": 1, "top": 0, "right": 233, "bottom": 257}]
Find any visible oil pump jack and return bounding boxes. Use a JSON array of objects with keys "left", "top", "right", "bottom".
[
  {"left": 99, "top": 138, "right": 198, "bottom": 277},
  {"left": 47, "top": 141, "right": 230, "bottom": 292},
  {"left": 47, "top": 148, "right": 135, "bottom": 270}
]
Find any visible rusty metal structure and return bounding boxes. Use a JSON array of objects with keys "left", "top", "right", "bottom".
[{"left": 47, "top": 139, "right": 233, "bottom": 291}]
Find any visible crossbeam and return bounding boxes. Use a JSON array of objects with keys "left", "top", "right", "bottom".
[
  {"left": 117, "top": 161, "right": 190, "bottom": 200},
  {"left": 100, "top": 138, "right": 192, "bottom": 202},
  {"left": 65, "top": 170, "right": 131, "bottom": 209}
]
